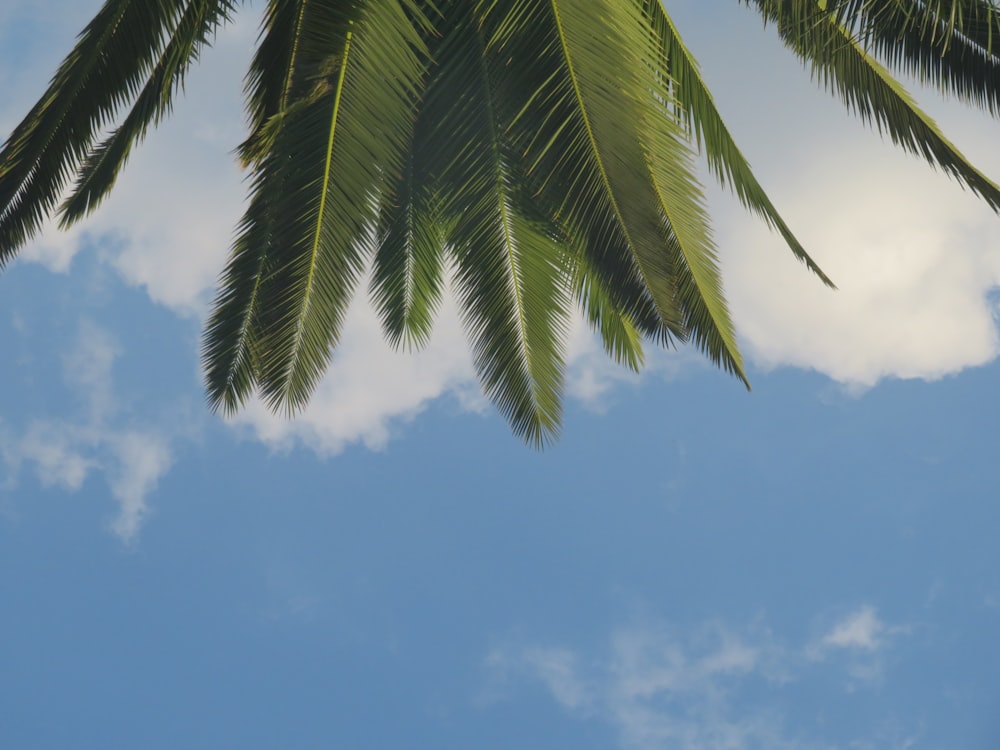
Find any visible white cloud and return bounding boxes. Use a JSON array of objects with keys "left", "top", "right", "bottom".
[
  {"left": 80, "top": 23, "right": 252, "bottom": 316},
  {"left": 0, "top": 320, "right": 120, "bottom": 493},
  {"left": 611, "top": 624, "right": 761, "bottom": 701},
  {"left": 806, "top": 606, "right": 910, "bottom": 690},
  {"left": 819, "top": 607, "right": 885, "bottom": 652},
  {"left": 608, "top": 631, "right": 783, "bottom": 750},
  {"left": 1, "top": 321, "right": 179, "bottom": 543},
  {"left": 62, "top": 320, "right": 120, "bottom": 421},
  {"left": 523, "top": 648, "right": 593, "bottom": 712},
  {"left": 19, "top": 221, "right": 82, "bottom": 274},
  {"left": 13, "top": 422, "right": 93, "bottom": 492},
  {"left": 689, "top": 6, "right": 1000, "bottom": 389},
  {"left": 661, "top": 0, "right": 1000, "bottom": 387},
  {"left": 106, "top": 432, "right": 172, "bottom": 541},
  {"left": 721, "top": 144, "right": 1000, "bottom": 387}
]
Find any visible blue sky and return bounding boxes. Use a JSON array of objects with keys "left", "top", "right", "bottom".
[{"left": 2, "top": 2, "right": 999, "bottom": 749}]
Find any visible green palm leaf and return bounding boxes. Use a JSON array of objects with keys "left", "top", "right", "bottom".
[
  {"left": 643, "top": 0, "right": 834, "bottom": 287},
  {"left": 572, "top": 247, "right": 647, "bottom": 372},
  {"left": 206, "top": 0, "right": 432, "bottom": 413},
  {"left": 485, "top": 0, "right": 685, "bottom": 351},
  {"left": 59, "top": 0, "right": 237, "bottom": 225},
  {"left": 832, "top": 0, "right": 1000, "bottom": 114},
  {"left": 8, "top": 0, "right": 1000, "bottom": 445},
  {"left": 205, "top": 0, "right": 312, "bottom": 413},
  {"left": 746, "top": 0, "right": 1000, "bottom": 210},
  {"left": 238, "top": 0, "right": 309, "bottom": 168},
  {"left": 201, "top": 162, "right": 273, "bottom": 415},
  {"left": 369, "top": 130, "right": 446, "bottom": 352},
  {"left": 0, "top": 0, "right": 208, "bottom": 261},
  {"left": 429, "top": 2, "right": 572, "bottom": 445},
  {"left": 626, "top": 1, "right": 747, "bottom": 381},
  {"left": 486, "top": 0, "right": 746, "bottom": 382}
]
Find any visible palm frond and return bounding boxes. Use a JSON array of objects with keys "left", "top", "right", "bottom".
[
  {"left": 481, "top": 0, "right": 676, "bottom": 363},
  {"left": 59, "top": 0, "right": 237, "bottom": 225},
  {"left": 486, "top": 0, "right": 746, "bottom": 382},
  {"left": 431, "top": 2, "right": 572, "bottom": 445},
  {"left": 831, "top": 0, "right": 1000, "bottom": 114},
  {"left": 238, "top": 0, "right": 309, "bottom": 167},
  {"left": 0, "top": 0, "right": 200, "bottom": 262},
  {"left": 547, "top": 0, "right": 693, "bottom": 336},
  {"left": 483, "top": 0, "right": 686, "bottom": 341},
  {"left": 203, "top": 0, "right": 432, "bottom": 413},
  {"left": 746, "top": 0, "right": 1000, "bottom": 210},
  {"left": 643, "top": 1, "right": 834, "bottom": 287},
  {"left": 624, "top": 0, "right": 746, "bottom": 382},
  {"left": 572, "top": 247, "right": 646, "bottom": 372},
  {"left": 369, "top": 130, "right": 446, "bottom": 351},
  {"left": 201, "top": 171, "right": 272, "bottom": 414},
  {"left": 16, "top": 0, "right": 1000, "bottom": 444}
]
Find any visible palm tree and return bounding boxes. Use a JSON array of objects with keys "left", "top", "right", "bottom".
[{"left": 1, "top": 0, "right": 998, "bottom": 445}]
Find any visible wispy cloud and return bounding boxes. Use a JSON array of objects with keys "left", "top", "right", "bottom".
[
  {"left": 486, "top": 609, "right": 912, "bottom": 750},
  {"left": 611, "top": 623, "right": 762, "bottom": 701},
  {"left": 819, "top": 606, "right": 885, "bottom": 652},
  {"left": 1, "top": 321, "right": 178, "bottom": 542},
  {"left": 486, "top": 645, "right": 595, "bottom": 713},
  {"left": 12, "top": 421, "right": 93, "bottom": 492},
  {"left": 806, "top": 606, "right": 909, "bottom": 690},
  {"left": 105, "top": 432, "right": 173, "bottom": 541},
  {"left": 487, "top": 620, "right": 800, "bottom": 750}
]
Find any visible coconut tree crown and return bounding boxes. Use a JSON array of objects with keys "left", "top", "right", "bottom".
[{"left": 2, "top": 0, "right": 1000, "bottom": 445}]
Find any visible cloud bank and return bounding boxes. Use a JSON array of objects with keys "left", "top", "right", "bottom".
[{"left": 722, "top": 142, "right": 1000, "bottom": 388}]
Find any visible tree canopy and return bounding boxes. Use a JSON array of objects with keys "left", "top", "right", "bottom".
[{"left": 2, "top": 0, "right": 999, "bottom": 445}]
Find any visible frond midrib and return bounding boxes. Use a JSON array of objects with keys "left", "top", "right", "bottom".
[
  {"left": 280, "top": 26, "right": 355, "bottom": 401},
  {"left": 475, "top": 26, "right": 538, "bottom": 403},
  {"left": 547, "top": 0, "right": 638, "bottom": 263}
]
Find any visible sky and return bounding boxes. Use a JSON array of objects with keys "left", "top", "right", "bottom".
[{"left": 1, "top": 2, "right": 999, "bottom": 749}]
